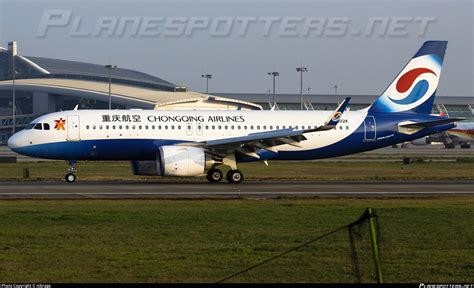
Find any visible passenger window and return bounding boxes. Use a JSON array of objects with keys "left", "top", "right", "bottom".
[
  {"left": 34, "top": 123, "right": 42, "bottom": 130},
  {"left": 43, "top": 123, "right": 50, "bottom": 130},
  {"left": 86, "top": 125, "right": 90, "bottom": 130}
]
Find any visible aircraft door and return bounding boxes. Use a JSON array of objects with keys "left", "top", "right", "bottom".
[
  {"left": 364, "top": 116, "right": 376, "bottom": 142},
  {"left": 67, "top": 115, "right": 81, "bottom": 141}
]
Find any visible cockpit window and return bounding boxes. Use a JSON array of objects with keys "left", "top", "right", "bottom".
[
  {"left": 43, "top": 123, "right": 50, "bottom": 130},
  {"left": 25, "top": 123, "right": 35, "bottom": 130},
  {"left": 33, "top": 123, "right": 42, "bottom": 130}
]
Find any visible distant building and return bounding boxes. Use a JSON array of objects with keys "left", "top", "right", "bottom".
[
  {"left": 213, "top": 93, "right": 474, "bottom": 120},
  {"left": 0, "top": 41, "right": 260, "bottom": 143}
]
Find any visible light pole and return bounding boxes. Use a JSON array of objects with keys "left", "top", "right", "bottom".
[
  {"left": 334, "top": 84, "right": 338, "bottom": 96},
  {"left": 267, "top": 71, "right": 279, "bottom": 106},
  {"left": 201, "top": 74, "right": 212, "bottom": 94},
  {"left": 296, "top": 67, "right": 308, "bottom": 110},
  {"left": 105, "top": 64, "right": 118, "bottom": 109},
  {"left": 12, "top": 54, "right": 16, "bottom": 134}
]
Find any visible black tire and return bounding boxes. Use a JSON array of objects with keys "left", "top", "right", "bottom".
[
  {"left": 226, "top": 169, "right": 244, "bottom": 184},
  {"left": 444, "top": 143, "right": 455, "bottom": 149},
  {"left": 206, "top": 169, "right": 223, "bottom": 183},
  {"left": 460, "top": 144, "right": 471, "bottom": 149},
  {"left": 65, "top": 173, "right": 76, "bottom": 183}
]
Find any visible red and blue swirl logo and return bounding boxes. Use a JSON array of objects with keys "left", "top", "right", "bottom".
[{"left": 388, "top": 68, "right": 437, "bottom": 105}]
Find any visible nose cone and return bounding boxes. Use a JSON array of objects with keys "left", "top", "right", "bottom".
[{"left": 7, "top": 133, "right": 22, "bottom": 151}]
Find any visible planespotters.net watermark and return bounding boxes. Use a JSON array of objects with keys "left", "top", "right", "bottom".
[{"left": 36, "top": 10, "right": 436, "bottom": 38}]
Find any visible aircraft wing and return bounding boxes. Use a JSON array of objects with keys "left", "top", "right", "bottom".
[{"left": 202, "top": 97, "right": 351, "bottom": 159}]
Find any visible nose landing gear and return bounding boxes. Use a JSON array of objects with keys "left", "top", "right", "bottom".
[{"left": 65, "top": 160, "right": 77, "bottom": 183}]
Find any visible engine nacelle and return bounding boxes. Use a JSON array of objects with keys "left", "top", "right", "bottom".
[
  {"left": 131, "top": 146, "right": 218, "bottom": 177},
  {"left": 159, "top": 146, "right": 208, "bottom": 177},
  {"left": 411, "top": 136, "right": 430, "bottom": 146}
]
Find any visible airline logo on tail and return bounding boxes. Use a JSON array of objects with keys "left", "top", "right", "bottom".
[
  {"left": 379, "top": 54, "right": 441, "bottom": 112},
  {"left": 386, "top": 55, "right": 440, "bottom": 107},
  {"left": 369, "top": 41, "right": 447, "bottom": 114}
]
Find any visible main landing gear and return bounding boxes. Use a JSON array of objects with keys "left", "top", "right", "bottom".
[
  {"left": 206, "top": 153, "right": 245, "bottom": 184},
  {"left": 65, "top": 160, "right": 77, "bottom": 183},
  {"left": 206, "top": 168, "right": 244, "bottom": 184}
]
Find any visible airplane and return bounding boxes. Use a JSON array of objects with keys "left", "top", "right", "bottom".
[
  {"left": 408, "top": 121, "right": 474, "bottom": 148},
  {"left": 7, "top": 41, "right": 462, "bottom": 184}
]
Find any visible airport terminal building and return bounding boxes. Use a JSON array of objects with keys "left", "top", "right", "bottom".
[{"left": 1, "top": 41, "right": 473, "bottom": 144}]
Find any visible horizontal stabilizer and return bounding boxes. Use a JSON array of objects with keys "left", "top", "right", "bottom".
[{"left": 399, "top": 118, "right": 463, "bottom": 129}]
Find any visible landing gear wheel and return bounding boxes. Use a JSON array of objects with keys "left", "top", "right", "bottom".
[
  {"left": 207, "top": 169, "right": 223, "bottom": 183},
  {"left": 461, "top": 144, "right": 471, "bottom": 149},
  {"left": 445, "top": 143, "right": 455, "bottom": 149},
  {"left": 226, "top": 169, "right": 243, "bottom": 184},
  {"left": 65, "top": 173, "right": 76, "bottom": 183}
]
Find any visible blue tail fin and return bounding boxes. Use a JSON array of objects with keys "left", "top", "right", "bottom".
[{"left": 369, "top": 41, "right": 448, "bottom": 114}]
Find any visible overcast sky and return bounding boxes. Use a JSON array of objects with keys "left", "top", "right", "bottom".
[{"left": 0, "top": 0, "right": 473, "bottom": 97}]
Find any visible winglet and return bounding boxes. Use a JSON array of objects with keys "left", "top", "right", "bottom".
[
  {"left": 305, "top": 97, "right": 351, "bottom": 132},
  {"left": 325, "top": 97, "right": 351, "bottom": 126}
]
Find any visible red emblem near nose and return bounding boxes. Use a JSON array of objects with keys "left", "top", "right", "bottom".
[{"left": 54, "top": 118, "right": 66, "bottom": 130}]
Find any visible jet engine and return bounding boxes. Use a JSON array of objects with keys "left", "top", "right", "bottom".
[{"left": 131, "top": 146, "right": 218, "bottom": 177}]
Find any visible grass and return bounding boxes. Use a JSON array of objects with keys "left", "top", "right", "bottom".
[
  {"left": 0, "top": 160, "right": 473, "bottom": 181},
  {"left": 0, "top": 198, "right": 473, "bottom": 283}
]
